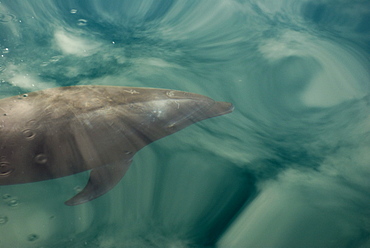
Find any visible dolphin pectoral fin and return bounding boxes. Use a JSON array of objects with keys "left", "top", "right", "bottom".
[{"left": 64, "top": 159, "right": 132, "bottom": 206}]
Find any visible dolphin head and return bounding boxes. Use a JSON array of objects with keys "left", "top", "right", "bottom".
[
  {"left": 125, "top": 89, "right": 234, "bottom": 141},
  {"left": 162, "top": 90, "right": 234, "bottom": 130}
]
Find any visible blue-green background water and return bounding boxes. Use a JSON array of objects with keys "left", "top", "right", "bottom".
[{"left": 1, "top": 0, "right": 370, "bottom": 247}]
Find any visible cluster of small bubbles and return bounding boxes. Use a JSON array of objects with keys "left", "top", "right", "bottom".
[
  {"left": 41, "top": 55, "right": 62, "bottom": 67},
  {"left": 3, "top": 193, "right": 20, "bottom": 207},
  {"left": 70, "top": 9, "right": 78, "bottom": 14},
  {"left": 166, "top": 91, "right": 175, "bottom": 97},
  {"left": 27, "top": 234, "right": 39, "bottom": 242},
  {"left": 2, "top": 194, "right": 19, "bottom": 207},
  {"left": 0, "top": 215, "right": 8, "bottom": 225},
  {"left": 77, "top": 19, "right": 88, "bottom": 26}
]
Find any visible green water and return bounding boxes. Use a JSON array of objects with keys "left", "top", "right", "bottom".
[{"left": 0, "top": 0, "right": 370, "bottom": 247}]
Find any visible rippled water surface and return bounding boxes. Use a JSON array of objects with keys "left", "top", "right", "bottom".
[{"left": 1, "top": 1, "right": 370, "bottom": 247}]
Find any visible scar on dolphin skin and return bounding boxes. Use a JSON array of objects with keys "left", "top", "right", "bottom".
[{"left": 0, "top": 85, "right": 234, "bottom": 206}]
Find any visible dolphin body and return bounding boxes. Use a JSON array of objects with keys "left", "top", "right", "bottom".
[{"left": 0, "top": 86, "right": 233, "bottom": 206}]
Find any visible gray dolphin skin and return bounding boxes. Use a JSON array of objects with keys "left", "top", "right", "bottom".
[{"left": 0, "top": 85, "right": 234, "bottom": 206}]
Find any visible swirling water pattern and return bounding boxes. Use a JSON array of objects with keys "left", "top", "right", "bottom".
[{"left": 0, "top": 0, "right": 370, "bottom": 247}]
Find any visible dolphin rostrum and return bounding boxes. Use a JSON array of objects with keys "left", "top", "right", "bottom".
[{"left": 0, "top": 86, "right": 234, "bottom": 206}]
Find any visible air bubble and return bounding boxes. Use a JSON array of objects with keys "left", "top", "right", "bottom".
[
  {"left": 0, "top": 162, "right": 13, "bottom": 176},
  {"left": 26, "top": 119, "right": 41, "bottom": 130},
  {"left": 50, "top": 56, "right": 61, "bottom": 63},
  {"left": 22, "top": 129, "right": 35, "bottom": 139},
  {"left": 70, "top": 9, "right": 78, "bottom": 14},
  {"left": 0, "top": 215, "right": 8, "bottom": 225},
  {"left": 125, "top": 151, "right": 133, "bottom": 155},
  {"left": 7, "top": 199, "right": 18, "bottom": 207},
  {"left": 74, "top": 186, "right": 82, "bottom": 193},
  {"left": 77, "top": 19, "right": 87, "bottom": 26},
  {"left": 27, "top": 234, "right": 39, "bottom": 242},
  {"left": 167, "top": 123, "right": 176, "bottom": 129},
  {"left": 2, "top": 194, "right": 11, "bottom": 200},
  {"left": 26, "top": 120, "right": 37, "bottom": 127},
  {"left": 34, "top": 154, "right": 47, "bottom": 164},
  {"left": 2, "top": 48, "right": 9, "bottom": 54}
]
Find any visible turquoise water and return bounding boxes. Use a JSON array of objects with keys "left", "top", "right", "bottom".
[{"left": 1, "top": 1, "right": 370, "bottom": 247}]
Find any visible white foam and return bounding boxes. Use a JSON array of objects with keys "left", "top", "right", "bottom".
[{"left": 54, "top": 30, "right": 101, "bottom": 57}]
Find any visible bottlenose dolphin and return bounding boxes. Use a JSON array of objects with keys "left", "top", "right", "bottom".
[{"left": 0, "top": 86, "right": 233, "bottom": 206}]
